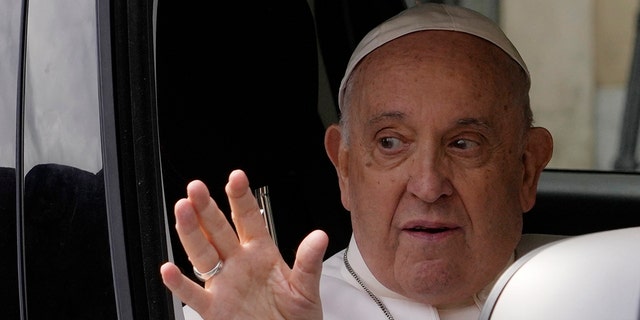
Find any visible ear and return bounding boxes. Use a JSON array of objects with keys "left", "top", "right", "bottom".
[
  {"left": 324, "top": 124, "right": 351, "bottom": 210},
  {"left": 520, "top": 127, "right": 553, "bottom": 212}
]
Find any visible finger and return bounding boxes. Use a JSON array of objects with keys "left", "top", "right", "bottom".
[
  {"left": 225, "top": 170, "right": 272, "bottom": 244},
  {"left": 160, "top": 262, "right": 215, "bottom": 315},
  {"left": 188, "top": 180, "right": 243, "bottom": 258},
  {"left": 290, "top": 230, "right": 329, "bottom": 300},
  {"left": 177, "top": 180, "right": 237, "bottom": 272},
  {"left": 174, "top": 197, "right": 221, "bottom": 275}
]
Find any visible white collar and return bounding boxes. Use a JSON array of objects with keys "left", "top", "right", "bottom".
[{"left": 341, "top": 235, "right": 515, "bottom": 308}]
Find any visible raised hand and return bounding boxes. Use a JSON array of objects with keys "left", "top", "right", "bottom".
[{"left": 160, "top": 169, "right": 328, "bottom": 320}]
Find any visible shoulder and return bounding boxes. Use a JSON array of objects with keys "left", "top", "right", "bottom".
[
  {"left": 320, "top": 249, "right": 376, "bottom": 319},
  {"left": 320, "top": 248, "right": 353, "bottom": 294}
]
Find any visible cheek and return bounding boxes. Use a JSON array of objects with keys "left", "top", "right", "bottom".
[
  {"left": 350, "top": 173, "right": 398, "bottom": 214},
  {"left": 348, "top": 169, "right": 404, "bottom": 228},
  {"left": 463, "top": 166, "right": 523, "bottom": 229},
  {"left": 483, "top": 188, "right": 523, "bottom": 247},
  {"left": 463, "top": 170, "right": 523, "bottom": 254}
]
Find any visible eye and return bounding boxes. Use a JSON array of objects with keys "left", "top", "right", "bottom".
[
  {"left": 451, "top": 138, "right": 479, "bottom": 150},
  {"left": 380, "top": 136, "right": 403, "bottom": 151}
]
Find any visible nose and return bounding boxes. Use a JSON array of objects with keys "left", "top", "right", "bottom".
[{"left": 406, "top": 156, "right": 454, "bottom": 203}]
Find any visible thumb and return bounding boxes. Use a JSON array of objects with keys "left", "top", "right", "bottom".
[{"left": 290, "top": 230, "right": 329, "bottom": 300}]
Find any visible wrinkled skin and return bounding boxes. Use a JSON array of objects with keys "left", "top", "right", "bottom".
[
  {"left": 160, "top": 30, "right": 553, "bottom": 319},
  {"left": 325, "top": 31, "right": 552, "bottom": 307},
  {"left": 160, "top": 172, "right": 328, "bottom": 320}
]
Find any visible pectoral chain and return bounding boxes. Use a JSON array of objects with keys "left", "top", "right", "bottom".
[{"left": 343, "top": 247, "right": 395, "bottom": 320}]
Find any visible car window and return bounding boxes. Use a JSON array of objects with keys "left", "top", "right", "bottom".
[
  {"left": 2, "top": 0, "right": 118, "bottom": 318},
  {"left": 0, "top": 0, "right": 21, "bottom": 318},
  {"left": 0, "top": 0, "right": 20, "bottom": 168},
  {"left": 23, "top": 0, "right": 116, "bottom": 317},
  {"left": 23, "top": 1, "right": 103, "bottom": 173}
]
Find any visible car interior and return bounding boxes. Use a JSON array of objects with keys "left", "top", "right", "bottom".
[
  {"left": 2, "top": 0, "right": 640, "bottom": 319},
  {"left": 155, "top": 0, "right": 640, "bottom": 274}
]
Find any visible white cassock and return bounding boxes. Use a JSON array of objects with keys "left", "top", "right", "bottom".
[
  {"left": 320, "top": 234, "right": 564, "bottom": 320},
  {"left": 183, "top": 233, "right": 563, "bottom": 320}
]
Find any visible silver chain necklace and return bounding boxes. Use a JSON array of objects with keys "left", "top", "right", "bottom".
[{"left": 343, "top": 247, "right": 395, "bottom": 320}]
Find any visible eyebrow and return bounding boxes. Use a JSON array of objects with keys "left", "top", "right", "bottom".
[
  {"left": 367, "top": 111, "right": 406, "bottom": 126},
  {"left": 366, "top": 113, "right": 492, "bottom": 131},
  {"left": 457, "top": 117, "right": 490, "bottom": 129}
]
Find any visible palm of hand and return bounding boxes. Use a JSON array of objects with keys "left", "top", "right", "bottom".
[{"left": 161, "top": 170, "right": 327, "bottom": 320}]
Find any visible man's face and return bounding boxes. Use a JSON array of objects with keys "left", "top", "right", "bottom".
[{"left": 339, "top": 31, "right": 533, "bottom": 307}]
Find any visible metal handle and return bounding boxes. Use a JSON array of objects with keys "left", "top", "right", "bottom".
[{"left": 254, "top": 186, "right": 278, "bottom": 247}]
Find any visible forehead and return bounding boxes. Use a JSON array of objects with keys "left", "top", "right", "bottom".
[{"left": 345, "top": 31, "right": 525, "bottom": 129}]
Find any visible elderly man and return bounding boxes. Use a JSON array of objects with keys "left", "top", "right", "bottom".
[{"left": 160, "top": 3, "right": 554, "bottom": 319}]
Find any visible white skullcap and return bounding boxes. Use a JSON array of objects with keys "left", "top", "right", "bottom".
[{"left": 338, "top": 3, "right": 528, "bottom": 111}]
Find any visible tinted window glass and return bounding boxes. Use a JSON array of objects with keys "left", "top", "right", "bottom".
[
  {"left": 21, "top": 0, "right": 116, "bottom": 317},
  {"left": 0, "top": 0, "right": 20, "bottom": 318},
  {"left": 0, "top": 0, "right": 20, "bottom": 166}
]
